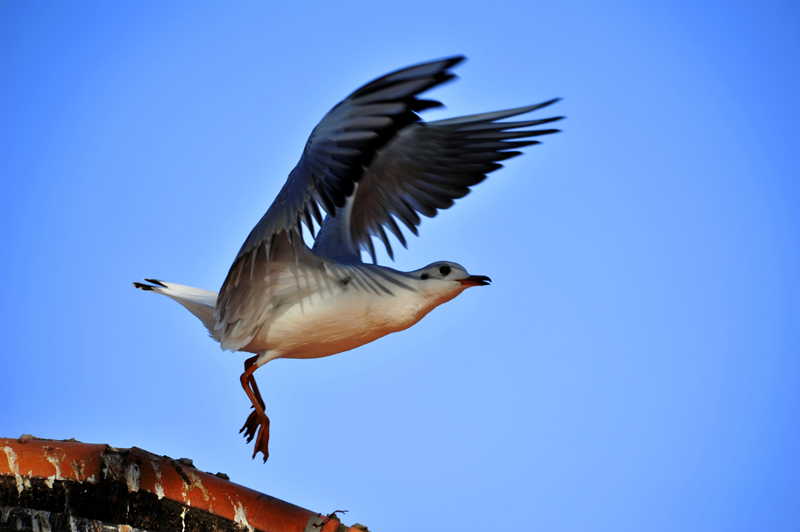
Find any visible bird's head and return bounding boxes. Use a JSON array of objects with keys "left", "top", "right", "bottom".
[{"left": 412, "top": 261, "right": 492, "bottom": 301}]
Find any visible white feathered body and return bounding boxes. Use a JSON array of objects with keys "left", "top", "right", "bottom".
[{"left": 146, "top": 264, "right": 462, "bottom": 362}]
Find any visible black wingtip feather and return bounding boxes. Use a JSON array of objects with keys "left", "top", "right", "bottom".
[
  {"left": 414, "top": 99, "right": 445, "bottom": 112},
  {"left": 534, "top": 97, "right": 563, "bottom": 110}
]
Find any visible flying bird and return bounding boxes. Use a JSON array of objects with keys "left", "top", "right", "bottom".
[{"left": 134, "top": 56, "right": 562, "bottom": 462}]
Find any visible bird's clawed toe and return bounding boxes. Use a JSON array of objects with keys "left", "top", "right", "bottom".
[
  {"left": 240, "top": 410, "right": 259, "bottom": 443},
  {"left": 240, "top": 410, "right": 270, "bottom": 462},
  {"left": 254, "top": 422, "right": 270, "bottom": 463}
]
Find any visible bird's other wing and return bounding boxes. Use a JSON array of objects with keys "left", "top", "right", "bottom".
[
  {"left": 215, "top": 56, "right": 464, "bottom": 350},
  {"left": 350, "top": 100, "right": 563, "bottom": 262}
]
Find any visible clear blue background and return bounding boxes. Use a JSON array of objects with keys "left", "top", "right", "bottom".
[{"left": 2, "top": 2, "right": 798, "bottom": 530}]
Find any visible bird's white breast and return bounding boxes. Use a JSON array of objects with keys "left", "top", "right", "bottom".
[{"left": 244, "top": 280, "right": 431, "bottom": 359}]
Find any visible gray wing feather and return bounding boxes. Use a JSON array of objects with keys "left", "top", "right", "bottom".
[
  {"left": 231, "top": 56, "right": 465, "bottom": 259},
  {"left": 350, "top": 101, "right": 563, "bottom": 262}
]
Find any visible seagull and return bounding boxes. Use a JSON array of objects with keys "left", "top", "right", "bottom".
[{"left": 134, "top": 56, "right": 562, "bottom": 462}]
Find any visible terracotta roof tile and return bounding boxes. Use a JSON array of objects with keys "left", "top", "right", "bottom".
[{"left": 1, "top": 436, "right": 358, "bottom": 532}]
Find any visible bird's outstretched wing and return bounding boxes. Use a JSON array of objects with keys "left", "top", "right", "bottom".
[
  {"left": 349, "top": 101, "right": 563, "bottom": 262},
  {"left": 215, "top": 57, "right": 465, "bottom": 351}
]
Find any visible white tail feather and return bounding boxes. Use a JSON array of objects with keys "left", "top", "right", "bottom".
[{"left": 135, "top": 280, "right": 221, "bottom": 342}]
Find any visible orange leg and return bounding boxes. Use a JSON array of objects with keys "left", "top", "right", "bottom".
[{"left": 239, "top": 354, "right": 270, "bottom": 462}]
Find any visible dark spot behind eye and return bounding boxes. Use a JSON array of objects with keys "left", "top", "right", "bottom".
[
  {"left": 420, "top": 273, "right": 429, "bottom": 280},
  {"left": 438, "top": 265, "right": 451, "bottom": 276}
]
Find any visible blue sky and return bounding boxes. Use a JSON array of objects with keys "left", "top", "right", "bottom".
[{"left": 2, "top": 1, "right": 799, "bottom": 530}]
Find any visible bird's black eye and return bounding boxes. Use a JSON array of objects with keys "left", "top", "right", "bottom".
[
  {"left": 420, "top": 273, "right": 429, "bottom": 280},
  {"left": 438, "top": 265, "right": 451, "bottom": 276}
]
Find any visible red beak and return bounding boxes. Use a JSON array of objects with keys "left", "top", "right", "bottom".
[{"left": 456, "top": 275, "right": 492, "bottom": 287}]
